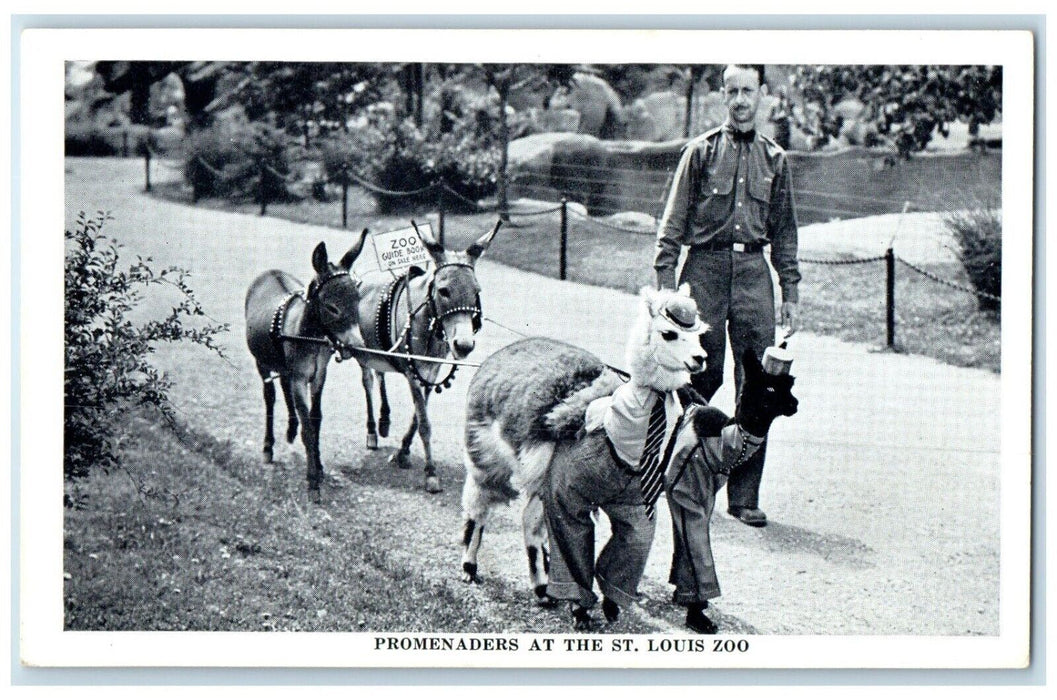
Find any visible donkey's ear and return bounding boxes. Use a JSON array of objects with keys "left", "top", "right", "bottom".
[
  {"left": 677, "top": 282, "right": 692, "bottom": 298},
  {"left": 311, "top": 242, "right": 329, "bottom": 275},
  {"left": 466, "top": 219, "right": 502, "bottom": 260},
  {"left": 412, "top": 220, "right": 446, "bottom": 259},
  {"left": 340, "top": 228, "right": 370, "bottom": 269}
]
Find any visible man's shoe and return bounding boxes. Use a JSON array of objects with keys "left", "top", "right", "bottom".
[
  {"left": 686, "top": 604, "right": 718, "bottom": 634},
  {"left": 728, "top": 506, "right": 767, "bottom": 527}
]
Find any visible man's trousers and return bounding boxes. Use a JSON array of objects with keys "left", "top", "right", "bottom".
[{"left": 680, "top": 249, "right": 776, "bottom": 510}]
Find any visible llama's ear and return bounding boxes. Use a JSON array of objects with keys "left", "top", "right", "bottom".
[
  {"left": 639, "top": 286, "right": 662, "bottom": 316},
  {"left": 677, "top": 282, "right": 692, "bottom": 298}
]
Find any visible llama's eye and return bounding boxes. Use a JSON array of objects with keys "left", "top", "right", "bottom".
[{"left": 661, "top": 330, "right": 679, "bottom": 341}]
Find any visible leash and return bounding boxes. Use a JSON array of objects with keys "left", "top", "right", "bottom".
[{"left": 276, "top": 333, "right": 482, "bottom": 368}]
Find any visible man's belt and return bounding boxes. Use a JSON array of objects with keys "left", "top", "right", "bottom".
[{"left": 690, "top": 240, "right": 765, "bottom": 254}]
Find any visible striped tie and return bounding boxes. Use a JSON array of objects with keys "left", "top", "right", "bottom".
[{"left": 638, "top": 393, "right": 667, "bottom": 521}]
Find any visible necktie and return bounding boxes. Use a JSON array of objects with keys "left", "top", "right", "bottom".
[
  {"left": 638, "top": 393, "right": 667, "bottom": 521},
  {"left": 730, "top": 127, "right": 756, "bottom": 143}
]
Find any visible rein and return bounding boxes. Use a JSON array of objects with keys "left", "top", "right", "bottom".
[{"left": 386, "top": 262, "right": 483, "bottom": 393}]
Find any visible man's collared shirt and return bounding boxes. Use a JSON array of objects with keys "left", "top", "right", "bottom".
[
  {"left": 585, "top": 381, "right": 682, "bottom": 470},
  {"left": 654, "top": 123, "right": 802, "bottom": 303}
]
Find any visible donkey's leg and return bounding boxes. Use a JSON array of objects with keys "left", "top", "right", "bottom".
[
  {"left": 309, "top": 366, "right": 328, "bottom": 481},
  {"left": 289, "top": 380, "right": 321, "bottom": 502},
  {"left": 411, "top": 388, "right": 441, "bottom": 494},
  {"left": 388, "top": 376, "right": 419, "bottom": 471},
  {"left": 377, "top": 371, "right": 391, "bottom": 438},
  {"left": 280, "top": 376, "right": 298, "bottom": 444},
  {"left": 259, "top": 368, "right": 276, "bottom": 464},
  {"left": 360, "top": 363, "right": 378, "bottom": 450}
]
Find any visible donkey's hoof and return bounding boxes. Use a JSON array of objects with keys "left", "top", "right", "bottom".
[
  {"left": 378, "top": 417, "right": 390, "bottom": 438},
  {"left": 389, "top": 451, "right": 411, "bottom": 470},
  {"left": 263, "top": 448, "right": 273, "bottom": 464},
  {"left": 308, "top": 487, "right": 322, "bottom": 505},
  {"left": 286, "top": 425, "right": 298, "bottom": 443},
  {"left": 366, "top": 434, "right": 379, "bottom": 450},
  {"left": 424, "top": 475, "right": 443, "bottom": 493}
]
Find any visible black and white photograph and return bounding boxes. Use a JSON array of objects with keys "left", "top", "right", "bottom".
[{"left": 16, "top": 25, "right": 1034, "bottom": 671}]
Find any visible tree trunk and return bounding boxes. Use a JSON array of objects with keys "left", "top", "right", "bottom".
[
  {"left": 129, "top": 78, "right": 151, "bottom": 125},
  {"left": 497, "top": 85, "right": 510, "bottom": 221},
  {"left": 413, "top": 63, "right": 424, "bottom": 127},
  {"left": 684, "top": 69, "right": 695, "bottom": 138}
]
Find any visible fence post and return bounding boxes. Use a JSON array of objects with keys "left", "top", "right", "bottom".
[
  {"left": 436, "top": 183, "right": 445, "bottom": 247},
  {"left": 259, "top": 160, "right": 268, "bottom": 217},
  {"left": 340, "top": 164, "right": 349, "bottom": 229},
  {"left": 192, "top": 157, "right": 200, "bottom": 204},
  {"left": 122, "top": 130, "right": 129, "bottom": 158},
  {"left": 885, "top": 245, "right": 896, "bottom": 348},
  {"left": 559, "top": 198, "right": 568, "bottom": 281},
  {"left": 143, "top": 146, "right": 152, "bottom": 192}
]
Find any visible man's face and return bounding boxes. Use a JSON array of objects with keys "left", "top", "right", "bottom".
[{"left": 723, "top": 66, "right": 761, "bottom": 130}]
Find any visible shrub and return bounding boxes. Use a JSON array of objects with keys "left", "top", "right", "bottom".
[
  {"left": 321, "top": 102, "right": 499, "bottom": 215},
  {"left": 184, "top": 118, "right": 295, "bottom": 203},
  {"left": 65, "top": 124, "right": 121, "bottom": 157},
  {"left": 944, "top": 205, "right": 1001, "bottom": 314},
  {"left": 64, "top": 212, "right": 228, "bottom": 484}
]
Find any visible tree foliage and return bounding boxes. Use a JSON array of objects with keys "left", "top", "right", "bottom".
[
  {"left": 792, "top": 65, "right": 1002, "bottom": 156},
  {"left": 64, "top": 212, "right": 228, "bottom": 483},
  {"left": 227, "top": 62, "right": 394, "bottom": 142}
]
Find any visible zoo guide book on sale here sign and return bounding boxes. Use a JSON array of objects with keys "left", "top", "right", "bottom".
[{"left": 18, "top": 23, "right": 1037, "bottom": 677}]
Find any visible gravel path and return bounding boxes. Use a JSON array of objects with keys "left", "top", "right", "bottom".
[{"left": 65, "top": 158, "right": 1001, "bottom": 636}]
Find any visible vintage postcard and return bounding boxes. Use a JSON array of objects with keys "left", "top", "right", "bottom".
[{"left": 18, "top": 25, "right": 1033, "bottom": 671}]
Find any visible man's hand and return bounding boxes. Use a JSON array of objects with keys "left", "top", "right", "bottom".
[{"left": 781, "top": 301, "right": 799, "bottom": 337}]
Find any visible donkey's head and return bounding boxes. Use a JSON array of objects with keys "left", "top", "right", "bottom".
[
  {"left": 307, "top": 230, "right": 369, "bottom": 359},
  {"left": 627, "top": 284, "right": 709, "bottom": 391},
  {"left": 410, "top": 220, "right": 501, "bottom": 360}
]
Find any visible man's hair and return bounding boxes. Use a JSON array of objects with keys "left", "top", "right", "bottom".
[{"left": 723, "top": 64, "right": 766, "bottom": 88}]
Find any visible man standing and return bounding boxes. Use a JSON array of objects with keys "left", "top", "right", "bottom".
[{"left": 654, "top": 64, "right": 801, "bottom": 527}]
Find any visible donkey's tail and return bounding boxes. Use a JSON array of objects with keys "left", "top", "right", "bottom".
[{"left": 540, "top": 369, "right": 625, "bottom": 441}]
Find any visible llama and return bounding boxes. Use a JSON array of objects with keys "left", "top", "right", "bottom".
[{"left": 458, "top": 285, "right": 797, "bottom": 631}]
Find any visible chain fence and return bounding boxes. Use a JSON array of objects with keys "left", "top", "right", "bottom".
[{"left": 139, "top": 133, "right": 999, "bottom": 348}]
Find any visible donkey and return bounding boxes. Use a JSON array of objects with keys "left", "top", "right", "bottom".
[
  {"left": 458, "top": 286, "right": 797, "bottom": 629},
  {"left": 245, "top": 232, "right": 368, "bottom": 502},
  {"left": 353, "top": 220, "right": 501, "bottom": 494}
]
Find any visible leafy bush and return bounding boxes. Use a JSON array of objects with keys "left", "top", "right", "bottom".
[
  {"left": 65, "top": 124, "right": 121, "bottom": 157},
  {"left": 944, "top": 205, "right": 1001, "bottom": 314},
  {"left": 184, "top": 117, "right": 295, "bottom": 203},
  {"left": 64, "top": 212, "right": 228, "bottom": 483},
  {"left": 321, "top": 101, "right": 499, "bottom": 214}
]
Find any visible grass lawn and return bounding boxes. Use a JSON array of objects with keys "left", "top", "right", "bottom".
[
  {"left": 65, "top": 410, "right": 626, "bottom": 633},
  {"left": 151, "top": 177, "right": 1000, "bottom": 372}
]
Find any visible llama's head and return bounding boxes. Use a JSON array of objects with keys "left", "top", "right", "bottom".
[{"left": 627, "top": 284, "right": 710, "bottom": 391}]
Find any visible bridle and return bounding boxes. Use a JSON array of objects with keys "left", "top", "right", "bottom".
[
  {"left": 273, "top": 268, "right": 360, "bottom": 359},
  {"left": 398, "top": 262, "right": 483, "bottom": 393}
]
